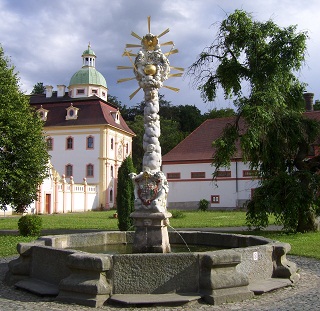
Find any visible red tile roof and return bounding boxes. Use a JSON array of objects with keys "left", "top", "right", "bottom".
[
  {"left": 162, "top": 111, "right": 320, "bottom": 164},
  {"left": 162, "top": 117, "right": 240, "bottom": 163},
  {"left": 30, "top": 94, "right": 135, "bottom": 135}
]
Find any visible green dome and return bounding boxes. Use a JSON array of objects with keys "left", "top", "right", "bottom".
[
  {"left": 69, "top": 67, "right": 107, "bottom": 88},
  {"left": 82, "top": 47, "right": 96, "bottom": 56}
]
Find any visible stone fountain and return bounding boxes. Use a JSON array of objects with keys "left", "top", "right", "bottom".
[{"left": 4, "top": 18, "right": 300, "bottom": 308}]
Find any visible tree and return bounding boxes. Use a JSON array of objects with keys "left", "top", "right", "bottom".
[
  {"left": 0, "top": 46, "right": 50, "bottom": 212},
  {"left": 176, "top": 104, "right": 203, "bottom": 133},
  {"left": 160, "top": 119, "right": 185, "bottom": 156},
  {"left": 31, "top": 82, "right": 45, "bottom": 94},
  {"left": 314, "top": 99, "right": 320, "bottom": 111},
  {"left": 116, "top": 156, "right": 136, "bottom": 231},
  {"left": 127, "top": 115, "right": 144, "bottom": 172},
  {"left": 189, "top": 10, "right": 319, "bottom": 232},
  {"left": 203, "top": 108, "right": 235, "bottom": 120},
  {"left": 128, "top": 115, "right": 185, "bottom": 172}
]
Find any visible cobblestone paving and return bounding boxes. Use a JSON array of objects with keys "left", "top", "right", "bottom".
[{"left": 1, "top": 255, "right": 319, "bottom": 311}]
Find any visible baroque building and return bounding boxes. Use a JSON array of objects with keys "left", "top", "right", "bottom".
[{"left": 29, "top": 44, "right": 135, "bottom": 212}]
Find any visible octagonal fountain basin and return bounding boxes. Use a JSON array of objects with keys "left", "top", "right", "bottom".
[{"left": 5, "top": 230, "right": 299, "bottom": 307}]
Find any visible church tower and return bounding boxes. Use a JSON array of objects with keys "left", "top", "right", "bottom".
[{"left": 68, "top": 43, "right": 108, "bottom": 100}]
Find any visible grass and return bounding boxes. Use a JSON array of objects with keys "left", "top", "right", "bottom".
[
  {"left": 0, "top": 210, "right": 319, "bottom": 259},
  {"left": 0, "top": 211, "right": 119, "bottom": 231},
  {"left": 248, "top": 231, "right": 320, "bottom": 260},
  {"left": 0, "top": 235, "right": 36, "bottom": 257}
]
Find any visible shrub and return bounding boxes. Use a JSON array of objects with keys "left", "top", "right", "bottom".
[
  {"left": 18, "top": 215, "right": 42, "bottom": 236},
  {"left": 198, "top": 199, "right": 209, "bottom": 211},
  {"left": 171, "top": 210, "right": 185, "bottom": 219},
  {"left": 116, "top": 156, "right": 136, "bottom": 231}
]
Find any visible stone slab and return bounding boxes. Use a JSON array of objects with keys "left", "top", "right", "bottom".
[
  {"left": 249, "top": 278, "right": 292, "bottom": 295},
  {"left": 15, "top": 278, "right": 59, "bottom": 296},
  {"left": 109, "top": 293, "right": 201, "bottom": 305}
]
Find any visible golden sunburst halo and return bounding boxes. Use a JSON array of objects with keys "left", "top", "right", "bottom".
[{"left": 117, "top": 16, "right": 184, "bottom": 99}]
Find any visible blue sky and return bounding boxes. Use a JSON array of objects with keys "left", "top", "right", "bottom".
[{"left": 1, "top": 0, "right": 320, "bottom": 113}]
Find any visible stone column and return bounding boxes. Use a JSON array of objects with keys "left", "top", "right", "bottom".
[{"left": 129, "top": 32, "right": 172, "bottom": 253}]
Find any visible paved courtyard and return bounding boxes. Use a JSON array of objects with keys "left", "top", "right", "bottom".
[{"left": 1, "top": 255, "right": 320, "bottom": 311}]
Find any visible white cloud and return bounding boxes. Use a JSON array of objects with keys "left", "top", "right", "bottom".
[{"left": 1, "top": 0, "right": 320, "bottom": 110}]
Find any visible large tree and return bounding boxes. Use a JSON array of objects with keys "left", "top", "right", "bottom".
[
  {"left": 189, "top": 10, "right": 320, "bottom": 232},
  {"left": 0, "top": 46, "right": 49, "bottom": 212}
]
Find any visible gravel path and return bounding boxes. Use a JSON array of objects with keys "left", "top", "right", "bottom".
[{"left": 1, "top": 255, "right": 320, "bottom": 311}]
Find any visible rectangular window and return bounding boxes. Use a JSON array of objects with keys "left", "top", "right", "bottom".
[
  {"left": 211, "top": 195, "right": 220, "bottom": 204},
  {"left": 111, "top": 138, "right": 114, "bottom": 150},
  {"left": 46, "top": 138, "right": 53, "bottom": 151},
  {"left": 191, "top": 172, "right": 205, "bottom": 178},
  {"left": 66, "top": 137, "right": 73, "bottom": 150},
  {"left": 77, "top": 89, "right": 85, "bottom": 95},
  {"left": 87, "top": 136, "right": 94, "bottom": 149},
  {"left": 66, "top": 164, "right": 73, "bottom": 177},
  {"left": 167, "top": 172, "right": 181, "bottom": 179},
  {"left": 243, "top": 170, "right": 259, "bottom": 177},
  {"left": 86, "top": 164, "right": 94, "bottom": 177},
  {"left": 91, "top": 89, "right": 98, "bottom": 94},
  {"left": 216, "top": 170, "right": 231, "bottom": 177}
]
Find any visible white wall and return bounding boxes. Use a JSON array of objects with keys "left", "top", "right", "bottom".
[
  {"left": 46, "top": 128, "right": 101, "bottom": 184},
  {"left": 162, "top": 161, "right": 260, "bottom": 210}
]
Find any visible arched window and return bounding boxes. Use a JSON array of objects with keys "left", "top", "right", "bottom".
[
  {"left": 65, "top": 164, "right": 73, "bottom": 177},
  {"left": 110, "top": 189, "right": 113, "bottom": 202},
  {"left": 126, "top": 142, "right": 129, "bottom": 154},
  {"left": 86, "top": 136, "right": 94, "bottom": 149},
  {"left": 110, "top": 165, "right": 114, "bottom": 178},
  {"left": 46, "top": 137, "right": 53, "bottom": 151},
  {"left": 86, "top": 164, "right": 94, "bottom": 177},
  {"left": 66, "top": 137, "right": 73, "bottom": 150},
  {"left": 111, "top": 138, "right": 114, "bottom": 150}
]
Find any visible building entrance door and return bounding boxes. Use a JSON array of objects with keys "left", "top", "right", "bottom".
[{"left": 45, "top": 194, "right": 51, "bottom": 214}]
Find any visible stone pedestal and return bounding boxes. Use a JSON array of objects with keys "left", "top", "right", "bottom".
[{"left": 130, "top": 211, "right": 172, "bottom": 253}]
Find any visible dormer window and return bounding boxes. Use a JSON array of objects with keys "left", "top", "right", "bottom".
[
  {"left": 37, "top": 106, "right": 49, "bottom": 121},
  {"left": 77, "top": 89, "right": 85, "bottom": 95},
  {"left": 66, "top": 103, "right": 79, "bottom": 120},
  {"left": 111, "top": 110, "right": 120, "bottom": 124}
]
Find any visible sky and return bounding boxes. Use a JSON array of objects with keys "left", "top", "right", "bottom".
[{"left": 1, "top": 0, "right": 320, "bottom": 113}]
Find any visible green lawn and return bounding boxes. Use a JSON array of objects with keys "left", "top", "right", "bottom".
[
  {"left": 251, "top": 231, "right": 320, "bottom": 260},
  {"left": 0, "top": 210, "right": 319, "bottom": 259},
  {"left": 0, "top": 210, "right": 250, "bottom": 231}
]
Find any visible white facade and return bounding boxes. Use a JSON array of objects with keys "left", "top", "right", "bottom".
[
  {"left": 0, "top": 166, "right": 99, "bottom": 216},
  {"left": 29, "top": 45, "right": 135, "bottom": 213},
  {"left": 44, "top": 125, "right": 132, "bottom": 210},
  {"left": 162, "top": 161, "right": 260, "bottom": 210}
]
